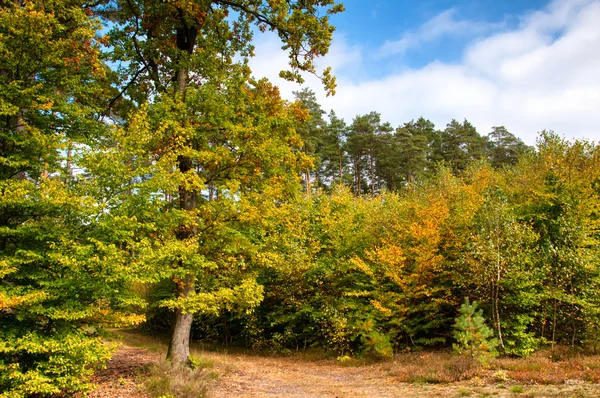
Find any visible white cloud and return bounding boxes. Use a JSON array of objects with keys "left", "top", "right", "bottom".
[
  {"left": 378, "top": 8, "right": 503, "bottom": 58},
  {"left": 249, "top": 0, "right": 600, "bottom": 145}
]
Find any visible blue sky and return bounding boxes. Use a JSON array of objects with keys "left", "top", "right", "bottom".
[
  {"left": 250, "top": 0, "right": 600, "bottom": 145},
  {"left": 331, "top": 0, "right": 549, "bottom": 73}
]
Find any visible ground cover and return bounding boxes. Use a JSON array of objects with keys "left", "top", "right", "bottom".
[{"left": 88, "top": 331, "right": 600, "bottom": 397}]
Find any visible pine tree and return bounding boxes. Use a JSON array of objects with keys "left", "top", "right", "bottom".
[
  {"left": 453, "top": 298, "right": 498, "bottom": 365},
  {"left": 294, "top": 88, "right": 326, "bottom": 196},
  {"left": 319, "top": 111, "right": 348, "bottom": 189},
  {"left": 346, "top": 112, "right": 392, "bottom": 195},
  {"left": 487, "top": 126, "right": 530, "bottom": 168},
  {"left": 395, "top": 117, "right": 432, "bottom": 185},
  {"left": 439, "top": 119, "right": 488, "bottom": 174}
]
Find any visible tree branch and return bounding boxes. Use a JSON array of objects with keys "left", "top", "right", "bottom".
[
  {"left": 104, "top": 65, "right": 147, "bottom": 114},
  {"left": 215, "top": 0, "right": 290, "bottom": 39}
]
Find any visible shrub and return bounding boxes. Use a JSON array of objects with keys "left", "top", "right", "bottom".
[
  {"left": 362, "top": 330, "right": 394, "bottom": 359},
  {"left": 453, "top": 298, "right": 498, "bottom": 366}
]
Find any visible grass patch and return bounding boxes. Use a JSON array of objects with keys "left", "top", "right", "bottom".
[
  {"left": 189, "top": 354, "right": 214, "bottom": 370},
  {"left": 108, "top": 328, "right": 169, "bottom": 354},
  {"left": 391, "top": 348, "right": 600, "bottom": 386},
  {"left": 391, "top": 351, "right": 481, "bottom": 383},
  {"left": 509, "top": 385, "right": 524, "bottom": 393},
  {"left": 144, "top": 358, "right": 218, "bottom": 398},
  {"left": 488, "top": 348, "right": 600, "bottom": 385}
]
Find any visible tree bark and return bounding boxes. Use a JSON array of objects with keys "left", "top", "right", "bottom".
[
  {"left": 369, "top": 151, "right": 375, "bottom": 196},
  {"left": 167, "top": 274, "right": 195, "bottom": 366},
  {"left": 167, "top": 151, "right": 199, "bottom": 366},
  {"left": 495, "top": 227, "right": 505, "bottom": 352},
  {"left": 305, "top": 169, "right": 310, "bottom": 199},
  {"left": 338, "top": 143, "right": 343, "bottom": 180},
  {"left": 355, "top": 154, "right": 361, "bottom": 195},
  {"left": 552, "top": 277, "right": 558, "bottom": 352}
]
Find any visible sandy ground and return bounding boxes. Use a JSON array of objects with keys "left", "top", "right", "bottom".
[
  {"left": 90, "top": 336, "right": 600, "bottom": 398},
  {"left": 208, "top": 353, "right": 600, "bottom": 398}
]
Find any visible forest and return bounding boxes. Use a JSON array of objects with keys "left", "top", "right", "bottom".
[{"left": 1, "top": 0, "right": 600, "bottom": 397}]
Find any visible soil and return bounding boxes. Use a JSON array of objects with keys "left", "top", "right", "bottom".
[
  {"left": 208, "top": 353, "right": 600, "bottom": 398},
  {"left": 89, "top": 345, "right": 159, "bottom": 398},
  {"left": 90, "top": 334, "right": 600, "bottom": 398}
]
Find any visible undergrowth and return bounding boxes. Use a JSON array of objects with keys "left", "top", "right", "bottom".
[
  {"left": 144, "top": 355, "right": 219, "bottom": 398},
  {"left": 489, "top": 347, "right": 600, "bottom": 385},
  {"left": 390, "top": 346, "right": 600, "bottom": 385},
  {"left": 391, "top": 351, "right": 480, "bottom": 383}
]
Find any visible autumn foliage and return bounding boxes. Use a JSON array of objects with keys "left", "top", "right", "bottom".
[{"left": 181, "top": 134, "right": 600, "bottom": 360}]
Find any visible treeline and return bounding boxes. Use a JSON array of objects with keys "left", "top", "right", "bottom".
[
  {"left": 293, "top": 88, "right": 530, "bottom": 195},
  {"left": 147, "top": 131, "right": 600, "bottom": 358}
]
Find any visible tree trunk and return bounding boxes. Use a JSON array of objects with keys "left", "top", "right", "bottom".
[
  {"left": 552, "top": 279, "right": 558, "bottom": 352},
  {"left": 495, "top": 228, "right": 505, "bottom": 352},
  {"left": 355, "top": 155, "right": 361, "bottom": 195},
  {"left": 571, "top": 278, "right": 576, "bottom": 347},
  {"left": 173, "top": 24, "right": 197, "bottom": 99},
  {"left": 495, "top": 271, "right": 505, "bottom": 351},
  {"left": 167, "top": 152, "right": 198, "bottom": 366},
  {"left": 338, "top": 143, "right": 343, "bottom": 180},
  {"left": 305, "top": 169, "right": 310, "bottom": 199},
  {"left": 167, "top": 274, "right": 195, "bottom": 366},
  {"left": 369, "top": 151, "right": 375, "bottom": 196}
]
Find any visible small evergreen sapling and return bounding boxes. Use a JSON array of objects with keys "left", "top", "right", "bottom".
[{"left": 453, "top": 298, "right": 498, "bottom": 365}]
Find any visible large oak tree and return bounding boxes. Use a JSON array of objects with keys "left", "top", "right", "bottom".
[{"left": 99, "top": 0, "right": 343, "bottom": 366}]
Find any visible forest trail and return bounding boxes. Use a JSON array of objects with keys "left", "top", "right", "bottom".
[
  {"left": 89, "top": 344, "right": 158, "bottom": 398},
  {"left": 90, "top": 333, "right": 600, "bottom": 398},
  {"left": 210, "top": 353, "right": 461, "bottom": 397},
  {"left": 208, "top": 352, "right": 600, "bottom": 398}
]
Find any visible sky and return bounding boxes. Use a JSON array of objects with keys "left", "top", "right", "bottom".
[{"left": 248, "top": 0, "right": 600, "bottom": 145}]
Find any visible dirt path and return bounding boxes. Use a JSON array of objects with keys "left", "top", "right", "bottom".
[
  {"left": 89, "top": 345, "right": 160, "bottom": 398},
  {"left": 208, "top": 353, "right": 600, "bottom": 398},
  {"left": 90, "top": 335, "right": 600, "bottom": 398},
  {"left": 210, "top": 354, "right": 446, "bottom": 397}
]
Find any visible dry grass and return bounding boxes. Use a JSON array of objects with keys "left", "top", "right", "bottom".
[
  {"left": 488, "top": 348, "right": 600, "bottom": 385},
  {"left": 389, "top": 351, "right": 481, "bottom": 383},
  {"left": 111, "top": 329, "right": 170, "bottom": 354},
  {"left": 388, "top": 347, "right": 600, "bottom": 387},
  {"left": 144, "top": 359, "right": 219, "bottom": 398}
]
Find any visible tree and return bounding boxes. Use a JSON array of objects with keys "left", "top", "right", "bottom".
[
  {"left": 487, "top": 126, "right": 530, "bottom": 168},
  {"left": 468, "top": 185, "right": 541, "bottom": 356},
  {"left": 394, "top": 117, "right": 432, "bottom": 186},
  {"left": 294, "top": 88, "right": 326, "bottom": 196},
  {"left": 101, "top": 0, "right": 344, "bottom": 367},
  {"left": 346, "top": 112, "right": 392, "bottom": 195},
  {"left": 515, "top": 132, "right": 600, "bottom": 349},
  {"left": 373, "top": 130, "right": 400, "bottom": 191},
  {"left": 318, "top": 110, "right": 348, "bottom": 189},
  {"left": 453, "top": 298, "right": 498, "bottom": 366},
  {"left": 438, "top": 119, "right": 487, "bottom": 174},
  {"left": 0, "top": 1, "right": 144, "bottom": 395}
]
